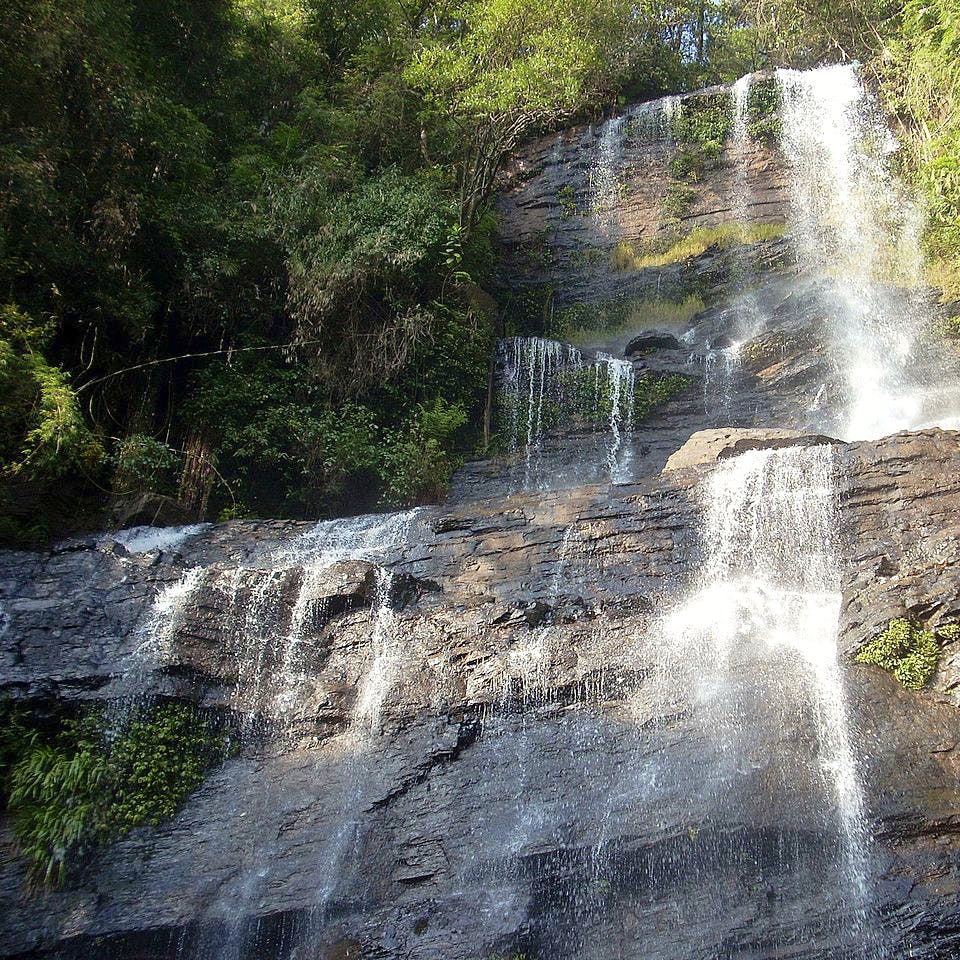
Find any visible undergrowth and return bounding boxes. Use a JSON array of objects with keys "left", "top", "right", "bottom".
[
  {"left": 1, "top": 701, "right": 235, "bottom": 888},
  {"left": 609, "top": 223, "right": 785, "bottom": 272}
]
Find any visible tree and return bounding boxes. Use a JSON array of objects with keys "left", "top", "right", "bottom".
[{"left": 406, "top": 0, "right": 632, "bottom": 232}]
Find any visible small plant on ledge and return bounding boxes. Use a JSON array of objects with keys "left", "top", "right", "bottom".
[{"left": 855, "top": 618, "right": 959, "bottom": 689}]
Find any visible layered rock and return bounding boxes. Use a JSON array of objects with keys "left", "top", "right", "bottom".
[{"left": 2, "top": 431, "right": 960, "bottom": 959}]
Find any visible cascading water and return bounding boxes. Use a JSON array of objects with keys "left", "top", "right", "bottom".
[
  {"left": 777, "top": 64, "right": 960, "bottom": 439},
  {"left": 496, "top": 337, "right": 640, "bottom": 487},
  {"left": 125, "top": 510, "right": 420, "bottom": 721},
  {"left": 498, "top": 336, "right": 583, "bottom": 488},
  {"left": 590, "top": 115, "right": 627, "bottom": 228},
  {"left": 595, "top": 352, "right": 636, "bottom": 480},
  {"left": 649, "top": 444, "right": 879, "bottom": 954}
]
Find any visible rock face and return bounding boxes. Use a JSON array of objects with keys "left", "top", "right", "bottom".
[
  {"left": 494, "top": 85, "right": 789, "bottom": 309},
  {"left": 662, "top": 427, "right": 842, "bottom": 472},
  {"left": 1, "top": 432, "right": 960, "bottom": 960},
  {"left": 3, "top": 73, "right": 960, "bottom": 960}
]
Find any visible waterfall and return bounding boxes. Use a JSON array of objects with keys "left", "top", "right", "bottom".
[
  {"left": 497, "top": 337, "right": 641, "bottom": 487},
  {"left": 127, "top": 510, "right": 420, "bottom": 721},
  {"left": 652, "top": 444, "right": 879, "bottom": 954},
  {"left": 590, "top": 115, "right": 627, "bottom": 228},
  {"left": 595, "top": 352, "right": 635, "bottom": 480},
  {"left": 498, "top": 336, "right": 583, "bottom": 480},
  {"left": 776, "top": 64, "right": 960, "bottom": 439}
]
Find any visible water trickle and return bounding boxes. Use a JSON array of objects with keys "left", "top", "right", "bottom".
[
  {"left": 628, "top": 96, "right": 681, "bottom": 143},
  {"left": 595, "top": 352, "right": 636, "bottom": 480},
  {"left": 105, "top": 523, "right": 212, "bottom": 555},
  {"left": 590, "top": 115, "right": 627, "bottom": 228},
  {"left": 498, "top": 336, "right": 583, "bottom": 479}
]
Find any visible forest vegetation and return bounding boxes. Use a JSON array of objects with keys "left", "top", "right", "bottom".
[{"left": 0, "top": 0, "right": 958, "bottom": 542}]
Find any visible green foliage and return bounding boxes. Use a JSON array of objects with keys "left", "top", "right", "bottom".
[
  {"left": 742, "top": 0, "right": 897, "bottom": 66},
  {"left": 0, "top": 307, "right": 105, "bottom": 482},
  {"left": 557, "top": 185, "right": 579, "bottom": 220},
  {"left": 7, "top": 703, "right": 233, "bottom": 888},
  {"left": 883, "top": 0, "right": 960, "bottom": 302},
  {"left": 745, "top": 78, "right": 782, "bottom": 142},
  {"left": 610, "top": 223, "right": 785, "bottom": 271},
  {"left": 663, "top": 182, "right": 699, "bottom": 219},
  {"left": 112, "top": 435, "right": 181, "bottom": 497},
  {"left": 380, "top": 398, "right": 469, "bottom": 505},
  {"left": 854, "top": 618, "right": 957, "bottom": 689},
  {"left": 184, "top": 298, "right": 488, "bottom": 515},
  {"left": 669, "top": 94, "right": 732, "bottom": 181},
  {"left": 406, "top": 0, "right": 606, "bottom": 120}
]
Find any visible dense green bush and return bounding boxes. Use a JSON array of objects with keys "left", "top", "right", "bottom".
[
  {"left": 6, "top": 702, "right": 233, "bottom": 888},
  {"left": 669, "top": 94, "right": 732, "bottom": 180},
  {"left": 112, "top": 435, "right": 182, "bottom": 498},
  {"left": 855, "top": 618, "right": 959, "bottom": 689}
]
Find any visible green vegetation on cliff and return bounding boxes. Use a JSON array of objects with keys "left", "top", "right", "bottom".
[
  {"left": 855, "top": 618, "right": 958, "bottom": 689},
  {"left": 0, "top": 701, "right": 234, "bottom": 887}
]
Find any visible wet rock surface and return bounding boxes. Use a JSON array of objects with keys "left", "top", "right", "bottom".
[{"left": 2, "top": 432, "right": 960, "bottom": 959}]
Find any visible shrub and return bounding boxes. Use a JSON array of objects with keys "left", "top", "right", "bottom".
[
  {"left": 0, "top": 306, "right": 104, "bottom": 481},
  {"left": 112, "top": 435, "right": 182, "bottom": 497},
  {"left": 854, "top": 618, "right": 957, "bottom": 689},
  {"left": 7, "top": 703, "right": 233, "bottom": 888},
  {"left": 745, "top": 78, "right": 782, "bottom": 142},
  {"left": 380, "top": 398, "right": 468, "bottom": 505}
]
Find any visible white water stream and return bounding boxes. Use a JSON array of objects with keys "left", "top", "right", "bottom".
[{"left": 778, "top": 64, "right": 960, "bottom": 439}]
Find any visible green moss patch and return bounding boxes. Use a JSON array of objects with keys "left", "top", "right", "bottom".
[
  {"left": 609, "top": 223, "right": 785, "bottom": 272},
  {"left": 855, "top": 618, "right": 958, "bottom": 689}
]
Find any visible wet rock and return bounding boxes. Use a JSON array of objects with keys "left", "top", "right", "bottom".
[
  {"left": 1, "top": 432, "right": 960, "bottom": 960},
  {"left": 662, "top": 427, "right": 842, "bottom": 472},
  {"left": 624, "top": 333, "right": 683, "bottom": 355}
]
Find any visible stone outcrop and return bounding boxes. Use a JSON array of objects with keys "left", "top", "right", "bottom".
[{"left": 662, "top": 427, "right": 842, "bottom": 472}]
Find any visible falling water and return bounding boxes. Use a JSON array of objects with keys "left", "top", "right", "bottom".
[
  {"left": 595, "top": 352, "right": 636, "bottom": 480},
  {"left": 627, "top": 95, "right": 682, "bottom": 143},
  {"left": 126, "top": 510, "right": 420, "bottom": 720},
  {"left": 497, "top": 337, "right": 641, "bottom": 486},
  {"left": 498, "top": 336, "right": 583, "bottom": 485},
  {"left": 590, "top": 115, "right": 627, "bottom": 228},
  {"left": 652, "top": 444, "right": 878, "bottom": 954},
  {"left": 104, "top": 522, "right": 212, "bottom": 554},
  {"left": 777, "top": 63, "right": 960, "bottom": 439}
]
